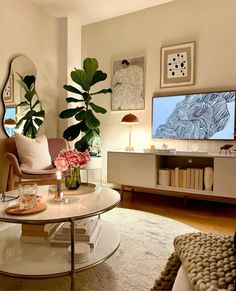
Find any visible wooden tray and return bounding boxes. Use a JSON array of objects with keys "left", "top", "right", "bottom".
[
  {"left": 49, "top": 183, "right": 96, "bottom": 196},
  {"left": 6, "top": 202, "right": 47, "bottom": 215}
]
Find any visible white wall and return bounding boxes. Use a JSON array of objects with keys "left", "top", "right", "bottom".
[
  {"left": 81, "top": 0, "right": 236, "bottom": 183},
  {"left": 0, "top": 0, "right": 60, "bottom": 190}
]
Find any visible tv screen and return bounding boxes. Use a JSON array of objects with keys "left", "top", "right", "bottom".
[{"left": 152, "top": 91, "right": 236, "bottom": 140}]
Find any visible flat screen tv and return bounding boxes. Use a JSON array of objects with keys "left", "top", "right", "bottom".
[{"left": 152, "top": 91, "right": 236, "bottom": 140}]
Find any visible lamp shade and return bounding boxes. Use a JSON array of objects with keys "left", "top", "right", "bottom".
[{"left": 121, "top": 113, "right": 139, "bottom": 124}]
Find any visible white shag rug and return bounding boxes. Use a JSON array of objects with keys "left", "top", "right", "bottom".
[{"left": 0, "top": 208, "right": 197, "bottom": 291}]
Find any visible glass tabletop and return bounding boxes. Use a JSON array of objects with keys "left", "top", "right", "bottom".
[{"left": 0, "top": 186, "right": 120, "bottom": 224}]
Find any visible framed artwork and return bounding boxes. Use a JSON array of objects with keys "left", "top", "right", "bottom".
[
  {"left": 111, "top": 56, "right": 145, "bottom": 111},
  {"left": 3, "top": 74, "right": 15, "bottom": 106},
  {"left": 160, "top": 42, "right": 195, "bottom": 88}
]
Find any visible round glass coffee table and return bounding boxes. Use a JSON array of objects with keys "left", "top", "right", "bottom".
[{"left": 0, "top": 185, "right": 120, "bottom": 290}]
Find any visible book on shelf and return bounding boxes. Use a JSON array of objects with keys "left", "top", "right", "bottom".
[
  {"left": 186, "top": 168, "right": 191, "bottom": 189},
  {"left": 194, "top": 168, "right": 199, "bottom": 190},
  {"left": 50, "top": 220, "right": 102, "bottom": 248},
  {"left": 198, "top": 168, "right": 204, "bottom": 190},
  {"left": 174, "top": 167, "right": 179, "bottom": 187},
  {"left": 170, "top": 169, "right": 175, "bottom": 187},
  {"left": 182, "top": 169, "right": 187, "bottom": 189},
  {"left": 179, "top": 169, "right": 184, "bottom": 188},
  {"left": 190, "top": 168, "right": 195, "bottom": 189},
  {"left": 21, "top": 223, "right": 61, "bottom": 238}
]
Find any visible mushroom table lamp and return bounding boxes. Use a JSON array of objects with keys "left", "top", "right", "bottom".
[{"left": 121, "top": 113, "right": 139, "bottom": 151}]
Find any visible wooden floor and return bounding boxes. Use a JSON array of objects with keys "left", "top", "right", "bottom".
[{"left": 118, "top": 190, "right": 236, "bottom": 234}]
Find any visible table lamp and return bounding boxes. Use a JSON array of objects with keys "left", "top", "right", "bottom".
[{"left": 121, "top": 113, "right": 139, "bottom": 151}]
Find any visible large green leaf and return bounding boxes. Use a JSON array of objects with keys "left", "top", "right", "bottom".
[
  {"left": 83, "top": 92, "right": 91, "bottom": 103},
  {"left": 66, "top": 97, "right": 84, "bottom": 103},
  {"left": 71, "top": 69, "right": 90, "bottom": 91},
  {"left": 32, "top": 99, "right": 40, "bottom": 109},
  {"left": 63, "top": 85, "right": 84, "bottom": 95},
  {"left": 91, "top": 70, "right": 107, "bottom": 86},
  {"left": 25, "top": 88, "right": 36, "bottom": 102},
  {"left": 79, "top": 120, "right": 89, "bottom": 132},
  {"left": 85, "top": 110, "right": 100, "bottom": 129},
  {"left": 17, "top": 101, "right": 29, "bottom": 107},
  {"left": 16, "top": 75, "right": 29, "bottom": 93},
  {"left": 63, "top": 123, "right": 81, "bottom": 141},
  {"left": 75, "top": 137, "right": 89, "bottom": 152},
  {"left": 75, "top": 110, "right": 86, "bottom": 121},
  {"left": 90, "top": 88, "right": 112, "bottom": 96},
  {"left": 89, "top": 102, "right": 107, "bottom": 114},
  {"left": 83, "top": 58, "right": 98, "bottom": 83},
  {"left": 34, "top": 110, "right": 45, "bottom": 117},
  {"left": 59, "top": 107, "right": 83, "bottom": 119},
  {"left": 34, "top": 118, "right": 43, "bottom": 127}
]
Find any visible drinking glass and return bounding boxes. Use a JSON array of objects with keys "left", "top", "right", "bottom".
[{"left": 18, "top": 183, "right": 37, "bottom": 209}]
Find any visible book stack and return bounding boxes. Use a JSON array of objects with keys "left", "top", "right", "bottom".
[
  {"left": 21, "top": 223, "right": 60, "bottom": 243},
  {"left": 50, "top": 218, "right": 102, "bottom": 248},
  {"left": 170, "top": 167, "right": 204, "bottom": 190}
]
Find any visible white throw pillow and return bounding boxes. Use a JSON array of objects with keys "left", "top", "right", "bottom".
[{"left": 15, "top": 133, "right": 52, "bottom": 170}]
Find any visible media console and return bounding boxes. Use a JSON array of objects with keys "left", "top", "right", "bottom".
[{"left": 107, "top": 151, "right": 236, "bottom": 203}]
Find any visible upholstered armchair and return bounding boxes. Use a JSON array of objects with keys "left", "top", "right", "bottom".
[{"left": 5, "top": 137, "right": 68, "bottom": 191}]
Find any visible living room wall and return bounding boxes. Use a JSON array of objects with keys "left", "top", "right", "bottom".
[
  {"left": 0, "top": 0, "right": 61, "bottom": 190},
  {"left": 81, "top": 0, "right": 236, "bottom": 183}
]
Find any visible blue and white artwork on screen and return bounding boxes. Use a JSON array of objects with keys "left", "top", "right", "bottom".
[{"left": 152, "top": 91, "right": 235, "bottom": 140}]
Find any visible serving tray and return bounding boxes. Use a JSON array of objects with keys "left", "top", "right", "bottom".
[{"left": 6, "top": 202, "right": 47, "bottom": 215}]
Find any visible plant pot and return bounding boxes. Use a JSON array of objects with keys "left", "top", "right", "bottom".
[{"left": 65, "top": 167, "right": 81, "bottom": 190}]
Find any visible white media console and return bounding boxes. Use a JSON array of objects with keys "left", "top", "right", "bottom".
[{"left": 107, "top": 150, "right": 236, "bottom": 203}]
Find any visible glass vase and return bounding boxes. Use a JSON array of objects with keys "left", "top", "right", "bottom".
[{"left": 65, "top": 167, "right": 81, "bottom": 190}]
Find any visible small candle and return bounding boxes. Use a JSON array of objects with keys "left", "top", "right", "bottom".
[{"left": 56, "top": 171, "right": 61, "bottom": 192}]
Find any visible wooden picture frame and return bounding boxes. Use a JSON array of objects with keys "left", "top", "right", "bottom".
[{"left": 160, "top": 42, "right": 195, "bottom": 88}]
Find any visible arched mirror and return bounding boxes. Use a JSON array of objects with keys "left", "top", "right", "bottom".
[{"left": 1, "top": 55, "right": 44, "bottom": 138}]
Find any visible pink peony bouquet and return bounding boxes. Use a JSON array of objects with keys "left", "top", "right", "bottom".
[{"left": 54, "top": 149, "right": 90, "bottom": 172}]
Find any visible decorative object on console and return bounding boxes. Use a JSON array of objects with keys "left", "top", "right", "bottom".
[
  {"left": 220, "top": 144, "right": 233, "bottom": 155},
  {"left": 160, "top": 41, "right": 195, "bottom": 88},
  {"left": 204, "top": 167, "right": 213, "bottom": 191},
  {"left": 121, "top": 113, "right": 139, "bottom": 151},
  {"left": 54, "top": 149, "right": 90, "bottom": 190},
  {"left": 59, "top": 57, "right": 111, "bottom": 152},
  {"left": 55, "top": 171, "right": 63, "bottom": 202},
  {"left": 111, "top": 56, "right": 145, "bottom": 111},
  {"left": 152, "top": 91, "right": 235, "bottom": 140}
]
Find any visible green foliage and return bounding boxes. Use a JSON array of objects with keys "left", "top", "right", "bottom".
[
  {"left": 15, "top": 73, "right": 45, "bottom": 138},
  {"left": 60, "top": 58, "right": 111, "bottom": 152}
]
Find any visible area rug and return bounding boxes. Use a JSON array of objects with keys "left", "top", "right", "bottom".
[{"left": 0, "top": 208, "right": 197, "bottom": 291}]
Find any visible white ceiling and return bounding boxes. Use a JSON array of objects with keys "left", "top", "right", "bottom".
[{"left": 29, "top": 0, "right": 174, "bottom": 25}]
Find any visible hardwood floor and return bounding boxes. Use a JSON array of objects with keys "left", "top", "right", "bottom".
[{"left": 118, "top": 190, "right": 236, "bottom": 234}]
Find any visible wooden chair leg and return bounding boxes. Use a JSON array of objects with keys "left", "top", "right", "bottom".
[{"left": 6, "top": 164, "right": 15, "bottom": 191}]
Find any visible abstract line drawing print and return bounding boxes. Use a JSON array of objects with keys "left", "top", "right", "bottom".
[
  {"left": 155, "top": 92, "right": 235, "bottom": 139},
  {"left": 167, "top": 52, "right": 187, "bottom": 78},
  {"left": 111, "top": 57, "right": 145, "bottom": 111}
]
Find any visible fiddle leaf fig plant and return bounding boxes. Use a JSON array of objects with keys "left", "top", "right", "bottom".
[
  {"left": 59, "top": 58, "right": 112, "bottom": 152},
  {"left": 16, "top": 73, "right": 45, "bottom": 138}
]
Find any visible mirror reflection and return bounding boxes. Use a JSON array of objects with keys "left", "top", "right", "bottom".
[{"left": 2, "top": 55, "right": 44, "bottom": 138}]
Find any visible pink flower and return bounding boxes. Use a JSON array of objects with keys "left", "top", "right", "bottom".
[
  {"left": 54, "top": 156, "right": 69, "bottom": 171},
  {"left": 54, "top": 148, "right": 90, "bottom": 170}
]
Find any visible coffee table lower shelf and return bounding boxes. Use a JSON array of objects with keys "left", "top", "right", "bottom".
[{"left": 0, "top": 220, "right": 120, "bottom": 278}]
